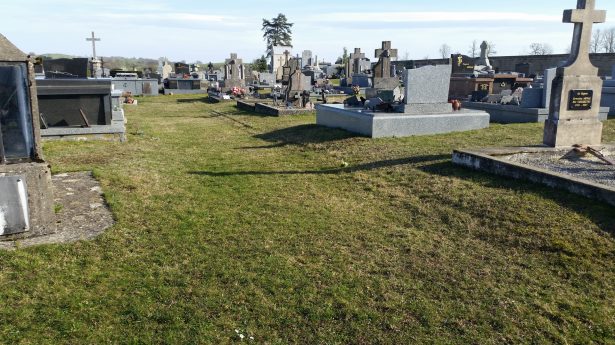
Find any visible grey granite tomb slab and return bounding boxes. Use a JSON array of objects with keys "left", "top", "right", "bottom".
[{"left": 316, "top": 104, "right": 489, "bottom": 138}]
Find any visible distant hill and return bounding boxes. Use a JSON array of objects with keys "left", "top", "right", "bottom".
[{"left": 41, "top": 53, "right": 79, "bottom": 59}]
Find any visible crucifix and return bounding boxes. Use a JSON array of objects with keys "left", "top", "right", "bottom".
[
  {"left": 86, "top": 31, "right": 101, "bottom": 58},
  {"left": 563, "top": 0, "right": 606, "bottom": 74},
  {"left": 543, "top": 0, "right": 607, "bottom": 147},
  {"left": 225, "top": 53, "right": 242, "bottom": 80},
  {"left": 374, "top": 41, "right": 398, "bottom": 79},
  {"left": 349, "top": 48, "right": 365, "bottom": 75}
]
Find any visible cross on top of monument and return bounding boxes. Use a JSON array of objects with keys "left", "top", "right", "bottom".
[
  {"left": 563, "top": 0, "right": 606, "bottom": 73},
  {"left": 85, "top": 31, "right": 101, "bottom": 58},
  {"left": 226, "top": 53, "right": 241, "bottom": 64},
  {"left": 375, "top": 41, "right": 398, "bottom": 59},
  {"left": 350, "top": 48, "right": 365, "bottom": 60}
]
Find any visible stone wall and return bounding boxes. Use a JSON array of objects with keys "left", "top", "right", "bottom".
[{"left": 393, "top": 53, "right": 615, "bottom": 77}]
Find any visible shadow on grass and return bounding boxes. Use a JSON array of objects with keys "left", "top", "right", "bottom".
[
  {"left": 419, "top": 160, "right": 615, "bottom": 236},
  {"left": 176, "top": 97, "right": 209, "bottom": 104},
  {"left": 250, "top": 124, "right": 358, "bottom": 147},
  {"left": 189, "top": 154, "right": 449, "bottom": 177}
]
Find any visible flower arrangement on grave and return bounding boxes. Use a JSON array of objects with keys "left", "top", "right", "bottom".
[
  {"left": 351, "top": 85, "right": 360, "bottom": 96},
  {"left": 230, "top": 87, "right": 246, "bottom": 98}
]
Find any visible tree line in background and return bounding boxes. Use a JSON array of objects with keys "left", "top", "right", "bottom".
[
  {"left": 591, "top": 28, "right": 615, "bottom": 53},
  {"left": 40, "top": 21, "right": 615, "bottom": 73}
]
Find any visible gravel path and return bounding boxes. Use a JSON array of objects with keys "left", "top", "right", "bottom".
[{"left": 506, "top": 148, "right": 615, "bottom": 188}]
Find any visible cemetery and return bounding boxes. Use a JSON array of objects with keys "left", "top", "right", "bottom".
[{"left": 0, "top": 1, "right": 614, "bottom": 343}]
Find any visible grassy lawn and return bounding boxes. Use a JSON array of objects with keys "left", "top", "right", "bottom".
[{"left": 1, "top": 94, "right": 614, "bottom": 344}]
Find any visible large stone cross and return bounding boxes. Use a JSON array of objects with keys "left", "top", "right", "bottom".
[
  {"left": 86, "top": 31, "right": 101, "bottom": 58},
  {"left": 349, "top": 48, "right": 365, "bottom": 75},
  {"left": 543, "top": 0, "right": 607, "bottom": 147},
  {"left": 374, "top": 41, "right": 398, "bottom": 79},
  {"left": 564, "top": 0, "right": 606, "bottom": 74},
  {"left": 225, "top": 53, "right": 242, "bottom": 80}
]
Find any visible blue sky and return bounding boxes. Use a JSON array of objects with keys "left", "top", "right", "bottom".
[{"left": 2, "top": 0, "right": 615, "bottom": 63}]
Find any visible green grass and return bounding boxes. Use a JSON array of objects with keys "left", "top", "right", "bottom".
[{"left": 1, "top": 94, "right": 614, "bottom": 344}]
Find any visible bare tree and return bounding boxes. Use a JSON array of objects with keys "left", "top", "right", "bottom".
[
  {"left": 602, "top": 27, "right": 615, "bottom": 53},
  {"left": 487, "top": 42, "right": 498, "bottom": 56},
  {"left": 439, "top": 44, "right": 451, "bottom": 59},
  {"left": 402, "top": 51, "right": 410, "bottom": 60},
  {"left": 528, "top": 43, "right": 554, "bottom": 55},
  {"left": 467, "top": 40, "right": 479, "bottom": 58},
  {"left": 591, "top": 29, "right": 603, "bottom": 53}
]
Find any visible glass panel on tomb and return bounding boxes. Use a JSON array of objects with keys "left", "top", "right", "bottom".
[{"left": 0, "top": 63, "right": 34, "bottom": 161}]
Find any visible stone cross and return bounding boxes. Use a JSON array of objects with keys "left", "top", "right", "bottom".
[
  {"left": 349, "top": 48, "right": 365, "bottom": 75},
  {"left": 374, "top": 41, "right": 398, "bottom": 79},
  {"left": 543, "top": 0, "right": 607, "bottom": 147},
  {"left": 563, "top": 0, "right": 606, "bottom": 75},
  {"left": 86, "top": 32, "right": 101, "bottom": 58},
  {"left": 283, "top": 50, "right": 291, "bottom": 63},
  {"left": 225, "top": 53, "right": 243, "bottom": 80}
]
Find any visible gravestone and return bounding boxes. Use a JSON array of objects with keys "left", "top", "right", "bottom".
[
  {"left": 0, "top": 34, "right": 55, "bottom": 238},
  {"left": 372, "top": 41, "right": 399, "bottom": 89},
  {"left": 259, "top": 72, "right": 275, "bottom": 85},
  {"left": 271, "top": 45, "right": 292, "bottom": 77},
  {"left": 544, "top": 0, "right": 606, "bottom": 147},
  {"left": 285, "top": 58, "right": 311, "bottom": 104},
  {"left": 175, "top": 62, "right": 190, "bottom": 75},
  {"left": 350, "top": 48, "right": 365, "bottom": 74},
  {"left": 351, "top": 74, "right": 371, "bottom": 88},
  {"left": 345, "top": 48, "right": 366, "bottom": 85},
  {"left": 520, "top": 88, "right": 544, "bottom": 108},
  {"left": 86, "top": 32, "right": 103, "bottom": 78},
  {"left": 223, "top": 53, "right": 245, "bottom": 89},
  {"left": 301, "top": 50, "right": 313, "bottom": 68},
  {"left": 276, "top": 49, "right": 291, "bottom": 82},
  {"left": 542, "top": 68, "right": 557, "bottom": 108},
  {"left": 43, "top": 58, "right": 89, "bottom": 78},
  {"left": 400, "top": 65, "right": 452, "bottom": 114},
  {"left": 452, "top": 54, "right": 475, "bottom": 74},
  {"left": 281, "top": 56, "right": 295, "bottom": 85},
  {"left": 367, "top": 41, "right": 400, "bottom": 101}
]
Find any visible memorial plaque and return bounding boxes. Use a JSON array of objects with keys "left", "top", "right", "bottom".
[
  {"left": 43, "top": 58, "right": 89, "bottom": 78},
  {"left": 568, "top": 89, "right": 593, "bottom": 111},
  {"left": 175, "top": 63, "right": 190, "bottom": 75},
  {"left": 451, "top": 54, "right": 475, "bottom": 74}
]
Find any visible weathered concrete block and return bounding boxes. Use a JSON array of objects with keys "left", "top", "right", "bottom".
[{"left": 0, "top": 163, "right": 55, "bottom": 239}]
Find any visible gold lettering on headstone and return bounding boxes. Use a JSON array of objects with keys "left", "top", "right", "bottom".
[{"left": 568, "top": 89, "right": 593, "bottom": 110}]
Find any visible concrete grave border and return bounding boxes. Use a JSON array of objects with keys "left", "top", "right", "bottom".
[{"left": 452, "top": 145, "right": 615, "bottom": 207}]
